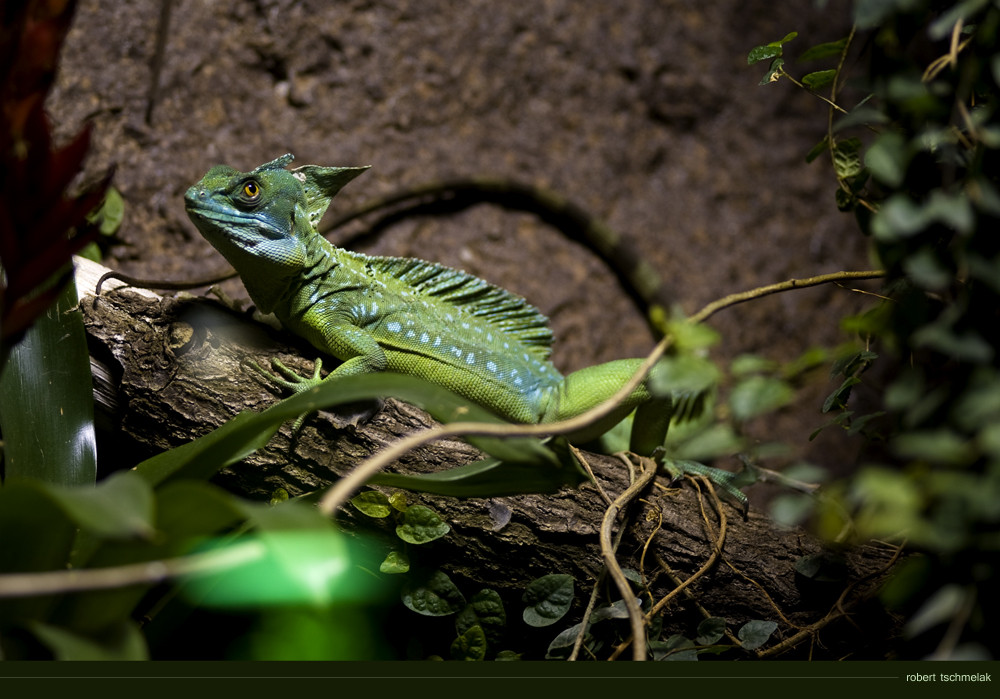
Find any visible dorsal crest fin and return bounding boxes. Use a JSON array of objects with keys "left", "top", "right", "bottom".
[{"left": 367, "top": 255, "right": 553, "bottom": 359}]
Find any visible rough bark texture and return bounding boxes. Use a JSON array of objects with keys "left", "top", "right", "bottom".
[{"left": 79, "top": 260, "right": 901, "bottom": 660}]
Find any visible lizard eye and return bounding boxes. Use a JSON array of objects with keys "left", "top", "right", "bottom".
[{"left": 242, "top": 181, "right": 261, "bottom": 200}]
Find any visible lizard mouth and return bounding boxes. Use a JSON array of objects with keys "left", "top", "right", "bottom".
[{"left": 186, "top": 205, "right": 283, "bottom": 247}]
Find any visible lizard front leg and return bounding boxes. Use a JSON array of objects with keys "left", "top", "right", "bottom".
[{"left": 252, "top": 322, "right": 388, "bottom": 428}]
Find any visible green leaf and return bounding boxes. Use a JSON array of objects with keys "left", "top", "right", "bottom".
[
  {"left": 27, "top": 620, "right": 147, "bottom": 661},
  {"left": 657, "top": 634, "right": 698, "bottom": 661},
  {"left": 379, "top": 550, "right": 410, "bottom": 574},
  {"left": 396, "top": 504, "right": 450, "bottom": 544},
  {"left": 769, "top": 493, "right": 815, "bottom": 528},
  {"left": 805, "top": 135, "right": 830, "bottom": 163},
  {"left": 730, "top": 354, "right": 780, "bottom": 376},
  {"left": 450, "top": 624, "right": 487, "bottom": 661},
  {"left": 794, "top": 552, "right": 848, "bottom": 583},
  {"left": 695, "top": 617, "right": 727, "bottom": 645},
  {"left": 729, "top": 376, "right": 794, "bottom": 420},
  {"left": 832, "top": 138, "right": 864, "bottom": 180},
  {"left": 0, "top": 278, "right": 96, "bottom": 485},
  {"left": 402, "top": 569, "right": 466, "bottom": 616},
  {"left": 136, "top": 372, "right": 561, "bottom": 487},
  {"left": 85, "top": 187, "right": 125, "bottom": 237},
  {"left": 456, "top": 589, "right": 506, "bottom": 647},
  {"left": 522, "top": 573, "right": 574, "bottom": 627},
  {"left": 905, "top": 584, "right": 968, "bottom": 637},
  {"left": 902, "top": 247, "right": 952, "bottom": 291},
  {"left": 44, "top": 470, "right": 155, "bottom": 540},
  {"left": 865, "top": 131, "right": 908, "bottom": 188},
  {"left": 648, "top": 353, "right": 720, "bottom": 397},
  {"left": 369, "top": 453, "right": 586, "bottom": 499},
  {"left": 738, "top": 620, "right": 777, "bottom": 650},
  {"left": 802, "top": 69, "right": 837, "bottom": 91},
  {"left": 747, "top": 32, "right": 798, "bottom": 64},
  {"left": 798, "top": 38, "right": 849, "bottom": 61},
  {"left": 184, "top": 501, "right": 374, "bottom": 608},
  {"left": 351, "top": 490, "right": 392, "bottom": 518},
  {"left": 759, "top": 57, "right": 785, "bottom": 85}
]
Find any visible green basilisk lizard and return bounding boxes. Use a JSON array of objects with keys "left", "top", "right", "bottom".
[{"left": 184, "top": 154, "right": 744, "bottom": 503}]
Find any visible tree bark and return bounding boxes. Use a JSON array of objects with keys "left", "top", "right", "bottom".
[{"left": 75, "top": 257, "right": 901, "bottom": 659}]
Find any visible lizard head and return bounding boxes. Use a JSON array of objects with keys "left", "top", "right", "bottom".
[{"left": 184, "top": 154, "right": 369, "bottom": 277}]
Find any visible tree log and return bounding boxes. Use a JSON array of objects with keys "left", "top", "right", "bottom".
[{"left": 75, "top": 257, "right": 901, "bottom": 659}]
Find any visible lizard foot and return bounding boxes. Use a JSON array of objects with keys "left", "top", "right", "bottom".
[{"left": 248, "top": 356, "right": 381, "bottom": 431}]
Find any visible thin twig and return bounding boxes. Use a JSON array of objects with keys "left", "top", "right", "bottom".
[{"left": 599, "top": 456, "right": 658, "bottom": 661}]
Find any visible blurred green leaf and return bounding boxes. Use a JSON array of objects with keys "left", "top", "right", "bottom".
[
  {"left": 865, "top": 132, "right": 908, "bottom": 188},
  {"left": 44, "top": 470, "right": 155, "bottom": 540},
  {"left": 738, "top": 620, "right": 777, "bottom": 650},
  {"left": 730, "top": 375, "right": 794, "bottom": 420},
  {"left": 798, "top": 37, "right": 849, "bottom": 61},
  {"left": 0, "top": 278, "right": 96, "bottom": 485},
  {"left": 27, "top": 620, "right": 147, "bottom": 661}
]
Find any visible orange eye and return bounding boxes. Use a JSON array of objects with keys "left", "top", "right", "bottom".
[{"left": 243, "top": 181, "right": 260, "bottom": 199}]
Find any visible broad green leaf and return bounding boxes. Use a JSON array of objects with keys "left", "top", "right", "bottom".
[
  {"left": 379, "top": 550, "right": 409, "bottom": 574},
  {"left": 402, "top": 569, "right": 466, "bottom": 616},
  {"left": 184, "top": 500, "right": 376, "bottom": 608},
  {"left": 351, "top": 490, "right": 392, "bottom": 518},
  {"left": 27, "top": 620, "right": 147, "bottom": 661},
  {"left": 135, "top": 372, "right": 559, "bottom": 487},
  {"left": 0, "top": 278, "right": 96, "bottom": 485},
  {"left": 44, "top": 470, "right": 155, "bottom": 540},
  {"left": 769, "top": 493, "right": 815, "bottom": 528},
  {"left": 832, "top": 138, "right": 864, "bottom": 180},
  {"left": 456, "top": 589, "right": 506, "bottom": 647},
  {"left": 802, "top": 69, "right": 837, "bottom": 91},
  {"left": 794, "top": 552, "right": 848, "bottom": 583},
  {"left": 905, "top": 584, "right": 969, "bottom": 637},
  {"left": 805, "top": 135, "right": 830, "bottom": 163},
  {"left": 395, "top": 504, "right": 450, "bottom": 544},
  {"left": 369, "top": 454, "right": 586, "bottom": 498},
  {"left": 0, "top": 483, "right": 78, "bottom": 625},
  {"left": 84, "top": 187, "right": 125, "bottom": 237},
  {"left": 730, "top": 354, "right": 779, "bottom": 376},
  {"left": 696, "top": 617, "right": 728, "bottom": 645},
  {"left": 865, "top": 131, "right": 908, "bottom": 188},
  {"left": 729, "top": 376, "right": 794, "bottom": 420},
  {"left": 759, "top": 58, "right": 785, "bottom": 85},
  {"left": 522, "top": 573, "right": 574, "bottom": 627},
  {"left": 738, "top": 620, "right": 777, "bottom": 650},
  {"left": 450, "top": 624, "right": 487, "bottom": 661},
  {"left": 902, "top": 247, "right": 952, "bottom": 291},
  {"left": 747, "top": 32, "right": 798, "bottom": 64},
  {"left": 648, "top": 353, "right": 720, "bottom": 397},
  {"left": 657, "top": 634, "right": 698, "bottom": 661},
  {"left": 798, "top": 38, "right": 849, "bottom": 61}
]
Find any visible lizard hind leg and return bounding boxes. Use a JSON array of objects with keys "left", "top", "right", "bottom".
[{"left": 544, "top": 358, "right": 659, "bottom": 446}]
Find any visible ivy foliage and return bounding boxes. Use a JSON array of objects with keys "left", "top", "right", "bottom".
[{"left": 751, "top": 0, "right": 1000, "bottom": 659}]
